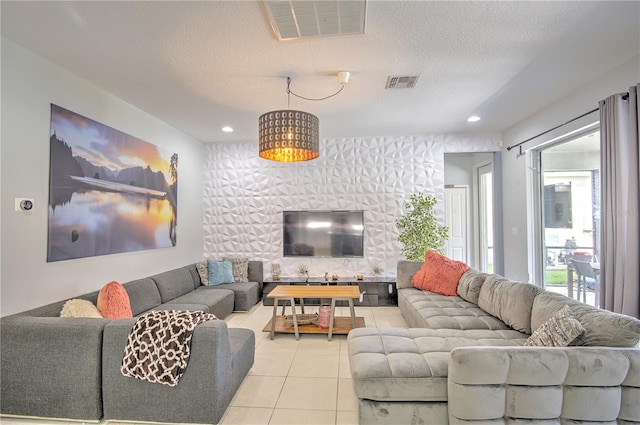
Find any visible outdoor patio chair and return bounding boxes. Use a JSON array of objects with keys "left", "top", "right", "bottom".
[{"left": 570, "top": 258, "right": 599, "bottom": 303}]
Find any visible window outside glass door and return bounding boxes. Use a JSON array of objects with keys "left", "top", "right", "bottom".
[{"left": 538, "top": 130, "right": 600, "bottom": 307}]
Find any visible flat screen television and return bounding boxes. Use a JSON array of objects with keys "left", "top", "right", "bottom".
[{"left": 283, "top": 210, "right": 364, "bottom": 257}]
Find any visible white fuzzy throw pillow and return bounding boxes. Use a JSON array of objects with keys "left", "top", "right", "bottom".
[{"left": 60, "top": 299, "right": 103, "bottom": 318}]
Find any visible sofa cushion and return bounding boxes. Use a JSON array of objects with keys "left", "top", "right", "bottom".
[
  {"left": 456, "top": 269, "right": 488, "bottom": 304},
  {"left": 207, "top": 260, "right": 235, "bottom": 285},
  {"left": 348, "top": 327, "right": 527, "bottom": 402},
  {"left": 60, "top": 299, "right": 103, "bottom": 318},
  {"left": 399, "top": 288, "right": 512, "bottom": 330},
  {"left": 167, "top": 287, "right": 235, "bottom": 319},
  {"left": 123, "top": 278, "right": 162, "bottom": 316},
  {"left": 222, "top": 257, "right": 249, "bottom": 283},
  {"left": 478, "top": 276, "right": 542, "bottom": 334},
  {"left": 150, "top": 268, "right": 196, "bottom": 303},
  {"left": 525, "top": 305, "right": 586, "bottom": 347},
  {"left": 97, "top": 281, "right": 133, "bottom": 319},
  {"left": 412, "top": 250, "right": 469, "bottom": 296},
  {"left": 531, "top": 291, "right": 640, "bottom": 347},
  {"left": 216, "top": 281, "right": 260, "bottom": 311}
]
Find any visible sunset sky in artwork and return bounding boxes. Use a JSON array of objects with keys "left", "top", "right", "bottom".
[{"left": 50, "top": 104, "right": 172, "bottom": 183}]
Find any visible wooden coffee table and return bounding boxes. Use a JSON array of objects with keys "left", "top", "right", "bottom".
[{"left": 263, "top": 285, "right": 364, "bottom": 340}]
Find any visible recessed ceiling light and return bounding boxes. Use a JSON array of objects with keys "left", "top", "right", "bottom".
[
  {"left": 222, "top": 126, "right": 234, "bottom": 133},
  {"left": 467, "top": 115, "right": 481, "bottom": 123}
]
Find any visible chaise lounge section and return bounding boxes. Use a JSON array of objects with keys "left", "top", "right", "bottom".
[
  {"left": 347, "top": 259, "right": 640, "bottom": 424},
  {"left": 1, "top": 260, "right": 263, "bottom": 423}
]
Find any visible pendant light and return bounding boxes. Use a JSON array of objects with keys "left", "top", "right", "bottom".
[{"left": 258, "top": 72, "right": 350, "bottom": 162}]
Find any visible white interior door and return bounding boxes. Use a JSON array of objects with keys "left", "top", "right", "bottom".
[{"left": 445, "top": 186, "right": 468, "bottom": 262}]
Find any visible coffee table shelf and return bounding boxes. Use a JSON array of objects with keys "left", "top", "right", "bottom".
[
  {"left": 262, "top": 315, "right": 365, "bottom": 336},
  {"left": 264, "top": 285, "right": 364, "bottom": 340}
]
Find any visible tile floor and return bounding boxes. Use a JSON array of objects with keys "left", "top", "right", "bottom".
[{"left": 0, "top": 304, "right": 408, "bottom": 425}]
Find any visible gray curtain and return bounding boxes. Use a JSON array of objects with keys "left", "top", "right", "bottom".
[{"left": 599, "top": 83, "right": 640, "bottom": 318}]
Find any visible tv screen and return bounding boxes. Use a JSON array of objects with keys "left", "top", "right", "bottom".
[{"left": 283, "top": 210, "right": 364, "bottom": 257}]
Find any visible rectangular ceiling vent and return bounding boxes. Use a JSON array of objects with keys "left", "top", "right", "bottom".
[
  {"left": 385, "top": 75, "right": 420, "bottom": 89},
  {"left": 263, "top": 0, "right": 366, "bottom": 41}
]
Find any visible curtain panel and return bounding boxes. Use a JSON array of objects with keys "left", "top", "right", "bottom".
[{"left": 599, "top": 83, "right": 640, "bottom": 318}]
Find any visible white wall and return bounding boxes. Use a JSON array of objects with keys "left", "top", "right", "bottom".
[
  {"left": 0, "top": 38, "right": 205, "bottom": 316},
  {"left": 203, "top": 134, "right": 501, "bottom": 279},
  {"left": 501, "top": 55, "right": 639, "bottom": 283}
]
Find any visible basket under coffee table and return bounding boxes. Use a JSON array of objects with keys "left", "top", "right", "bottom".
[{"left": 262, "top": 285, "right": 365, "bottom": 340}]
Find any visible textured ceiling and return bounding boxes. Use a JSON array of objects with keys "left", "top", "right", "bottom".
[{"left": 1, "top": 1, "right": 639, "bottom": 143}]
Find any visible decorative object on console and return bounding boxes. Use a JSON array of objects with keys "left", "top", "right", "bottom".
[
  {"left": 396, "top": 193, "right": 449, "bottom": 261},
  {"left": 371, "top": 265, "right": 383, "bottom": 276},
  {"left": 258, "top": 72, "right": 350, "bottom": 163},
  {"left": 271, "top": 263, "right": 281, "bottom": 280},
  {"left": 356, "top": 274, "right": 364, "bottom": 281},
  {"left": 60, "top": 299, "right": 103, "bottom": 318},
  {"left": 207, "top": 260, "right": 235, "bottom": 285},
  {"left": 331, "top": 274, "right": 339, "bottom": 281},
  {"left": 222, "top": 257, "right": 249, "bottom": 282},
  {"left": 297, "top": 265, "right": 309, "bottom": 281},
  {"left": 97, "top": 281, "right": 133, "bottom": 319},
  {"left": 412, "top": 250, "right": 469, "bottom": 296}
]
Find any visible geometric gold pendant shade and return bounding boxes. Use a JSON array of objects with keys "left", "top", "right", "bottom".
[
  {"left": 258, "top": 72, "right": 349, "bottom": 162},
  {"left": 258, "top": 110, "right": 319, "bottom": 162}
]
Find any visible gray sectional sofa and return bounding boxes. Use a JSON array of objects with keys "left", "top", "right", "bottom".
[
  {"left": 1, "top": 261, "right": 263, "bottom": 424},
  {"left": 348, "top": 260, "right": 640, "bottom": 424}
]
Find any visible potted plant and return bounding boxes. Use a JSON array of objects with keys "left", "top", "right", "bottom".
[{"left": 396, "top": 193, "right": 449, "bottom": 262}]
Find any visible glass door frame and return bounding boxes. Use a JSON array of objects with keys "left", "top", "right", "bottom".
[{"left": 527, "top": 123, "right": 600, "bottom": 288}]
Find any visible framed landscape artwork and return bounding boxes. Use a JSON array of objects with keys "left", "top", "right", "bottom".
[{"left": 47, "top": 104, "right": 178, "bottom": 262}]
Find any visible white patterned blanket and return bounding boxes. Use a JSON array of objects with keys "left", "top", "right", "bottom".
[{"left": 121, "top": 310, "right": 217, "bottom": 386}]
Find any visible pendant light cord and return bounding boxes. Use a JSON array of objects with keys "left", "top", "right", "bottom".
[{"left": 286, "top": 76, "right": 345, "bottom": 103}]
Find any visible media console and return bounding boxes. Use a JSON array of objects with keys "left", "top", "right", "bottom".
[{"left": 261, "top": 277, "right": 397, "bottom": 307}]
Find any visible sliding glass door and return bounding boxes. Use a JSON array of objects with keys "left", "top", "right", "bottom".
[{"left": 535, "top": 129, "right": 600, "bottom": 306}]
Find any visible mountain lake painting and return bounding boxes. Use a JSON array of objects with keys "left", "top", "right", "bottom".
[{"left": 47, "top": 104, "right": 178, "bottom": 262}]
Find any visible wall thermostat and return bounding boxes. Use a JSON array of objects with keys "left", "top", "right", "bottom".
[{"left": 15, "top": 198, "right": 35, "bottom": 212}]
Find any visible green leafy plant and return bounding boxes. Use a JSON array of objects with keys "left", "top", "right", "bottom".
[{"left": 396, "top": 193, "right": 449, "bottom": 262}]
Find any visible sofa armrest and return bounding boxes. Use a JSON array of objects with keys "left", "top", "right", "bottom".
[
  {"left": 248, "top": 260, "right": 263, "bottom": 285},
  {"left": 102, "top": 318, "right": 238, "bottom": 424},
  {"left": 396, "top": 260, "right": 421, "bottom": 289},
  {"left": 448, "top": 346, "right": 640, "bottom": 424},
  {"left": 0, "top": 316, "right": 109, "bottom": 420}
]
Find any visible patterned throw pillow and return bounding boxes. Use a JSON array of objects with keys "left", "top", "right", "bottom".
[
  {"left": 60, "top": 299, "right": 103, "bottom": 318},
  {"left": 97, "top": 281, "right": 133, "bottom": 319},
  {"left": 195, "top": 260, "right": 208, "bottom": 285},
  {"left": 222, "top": 257, "right": 249, "bottom": 282},
  {"left": 525, "top": 305, "right": 585, "bottom": 347},
  {"left": 207, "top": 260, "right": 235, "bottom": 285}
]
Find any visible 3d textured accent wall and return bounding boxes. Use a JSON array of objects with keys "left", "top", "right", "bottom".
[{"left": 203, "top": 134, "right": 500, "bottom": 279}]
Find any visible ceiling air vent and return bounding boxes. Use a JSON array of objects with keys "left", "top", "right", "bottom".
[
  {"left": 385, "top": 75, "right": 419, "bottom": 89},
  {"left": 263, "top": 0, "right": 366, "bottom": 41}
]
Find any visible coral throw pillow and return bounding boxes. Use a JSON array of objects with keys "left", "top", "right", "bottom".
[
  {"left": 97, "top": 281, "right": 133, "bottom": 319},
  {"left": 412, "top": 250, "right": 470, "bottom": 296}
]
